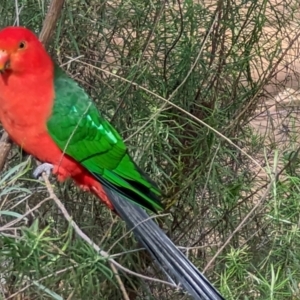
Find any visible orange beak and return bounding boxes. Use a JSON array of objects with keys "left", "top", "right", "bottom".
[{"left": 0, "top": 50, "right": 9, "bottom": 72}]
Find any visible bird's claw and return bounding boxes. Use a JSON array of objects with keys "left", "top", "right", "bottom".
[{"left": 33, "top": 163, "right": 54, "bottom": 179}]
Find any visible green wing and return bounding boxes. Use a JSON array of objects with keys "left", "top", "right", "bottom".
[{"left": 47, "top": 66, "right": 162, "bottom": 212}]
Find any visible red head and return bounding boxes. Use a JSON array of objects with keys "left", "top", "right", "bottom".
[{"left": 0, "top": 26, "right": 53, "bottom": 76}]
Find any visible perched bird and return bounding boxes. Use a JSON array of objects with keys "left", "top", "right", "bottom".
[{"left": 0, "top": 26, "right": 224, "bottom": 300}]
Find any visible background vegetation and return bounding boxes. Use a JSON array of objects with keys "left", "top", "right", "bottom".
[{"left": 1, "top": 0, "right": 300, "bottom": 299}]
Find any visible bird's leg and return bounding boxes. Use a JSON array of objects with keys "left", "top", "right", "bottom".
[
  {"left": 33, "top": 163, "right": 53, "bottom": 179},
  {"left": 33, "top": 163, "right": 71, "bottom": 182}
]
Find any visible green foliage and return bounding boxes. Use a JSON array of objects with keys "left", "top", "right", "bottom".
[{"left": 1, "top": 0, "right": 300, "bottom": 299}]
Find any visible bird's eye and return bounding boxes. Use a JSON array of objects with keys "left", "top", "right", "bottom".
[{"left": 18, "top": 41, "right": 26, "bottom": 49}]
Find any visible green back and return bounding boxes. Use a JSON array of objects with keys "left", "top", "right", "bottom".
[{"left": 47, "top": 66, "right": 162, "bottom": 212}]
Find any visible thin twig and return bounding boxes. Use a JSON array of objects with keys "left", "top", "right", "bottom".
[
  {"left": 5, "top": 265, "right": 76, "bottom": 300},
  {"left": 108, "top": 212, "right": 170, "bottom": 253},
  {"left": 41, "top": 173, "right": 176, "bottom": 291},
  {"left": 41, "top": 175, "right": 130, "bottom": 300},
  {"left": 77, "top": 59, "right": 266, "bottom": 175},
  {"left": 109, "top": 262, "right": 130, "bottom": 300},
  {"left": 0, "top": 132, "right": 12, "bottom": 172},
  {"left": 0, "top": 197, "right": 51, "bottom": 230},
  {"left": 203, "top": 173, "right": 276, "bottom": 273}
]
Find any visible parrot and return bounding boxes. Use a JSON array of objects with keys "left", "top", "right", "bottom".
[{"left": 0, "top": 26, "right": 224, "bottom": 300}]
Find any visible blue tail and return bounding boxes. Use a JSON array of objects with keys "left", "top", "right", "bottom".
[{"left": 103, "top": 187, "right": 224, "bottom": 300}]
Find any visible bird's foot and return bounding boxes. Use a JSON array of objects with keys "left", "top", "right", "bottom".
[{"left": 33, "top": 163, "right": 53, "bottom": 179}]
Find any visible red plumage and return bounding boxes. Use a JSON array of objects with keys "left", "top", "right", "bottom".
[{"left": 0, "top": 26, "right": 112, "bottom": 209}]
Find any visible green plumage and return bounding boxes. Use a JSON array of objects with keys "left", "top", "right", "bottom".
[{"left": 47, "top": 66, "right": 163, "bottom": 212}]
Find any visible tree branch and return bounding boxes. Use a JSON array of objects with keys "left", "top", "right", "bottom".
[
  {"left": 0, "top": 132, "right": 11, "bottom": 171},
  {"left": 41, "top": 173, "right": 176, "bottom": 294},
  {"left": 39, "top": 0, "right": 65, "bottom": 47}
]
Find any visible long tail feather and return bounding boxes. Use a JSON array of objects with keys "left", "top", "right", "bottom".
[{"left": 103, "top": 187, "right": 224, "bottom": 300}]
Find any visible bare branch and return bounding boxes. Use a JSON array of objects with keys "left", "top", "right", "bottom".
[
  {"left": 41, "top": 173, "right": 176, "bottom": 297},
  {"left": 39, "top": 0, "right": 65, "bottom": 47},
  {"left": 0, "top": 132, "right": 11, "bottom": 172}
]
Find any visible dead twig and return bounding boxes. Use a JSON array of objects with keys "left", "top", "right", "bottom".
[
  {"left": 41, "top": 173, "right": 176, "bottom": 299},
  {"left": 0, "top": 132, "right": 11, "bottom": 172},
  {"left": 39, "top": 0, "right": 65, "bottom": 47}
]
